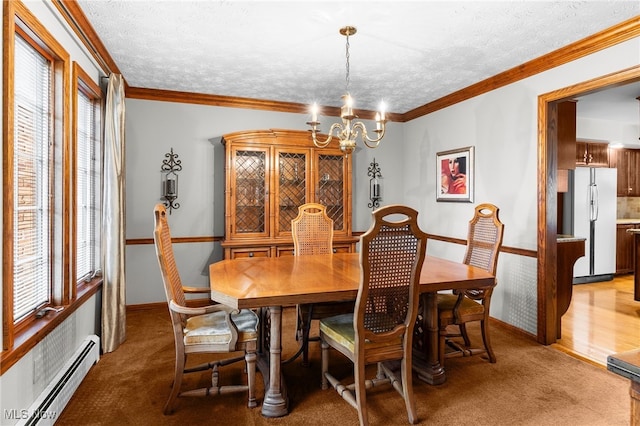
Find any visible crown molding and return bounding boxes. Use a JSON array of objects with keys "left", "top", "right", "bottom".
[{"left": 56, "top": 3, "right": 639, "bottom": 121}]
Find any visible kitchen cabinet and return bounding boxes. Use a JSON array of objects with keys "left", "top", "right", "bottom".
[
  {"left": 220, "top": 129, "right": 357, "bottom": 259},
  {"left": 616, "top": 223, "right": 637, "bottom": 274},
  {"left": 610, "top": 148, "right": 640, "bottom": 196},
  {"left": 575, "top": 140, "right": 609, "bottom": 167},
  {"left": 557, "top": 101, "right": 577, "bottom": 170},
  {"left": 556, "top": 101, "right": 576, "bottom": 193}
]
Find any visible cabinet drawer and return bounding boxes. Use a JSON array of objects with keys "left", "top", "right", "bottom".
[
  {"left": 230, "top": 248, "right": 270, "bottom": 259},
  {"left": 277, "top": 246, "right": 295, "bottom": 257},
  {"left": 333, "top": 245, "right": 352, "bottom": 254},
  {"left": 279, "top": 245, "right": 351, "bottom": 256}
]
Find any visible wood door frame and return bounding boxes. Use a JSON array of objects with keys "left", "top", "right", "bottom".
[{"left": 538, "top": 65, "right": 640, "bottom": 344}]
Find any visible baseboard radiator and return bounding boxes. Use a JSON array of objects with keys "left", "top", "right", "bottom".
[{"left": 17, "top": 335, "right": 100, "bottom": 426}]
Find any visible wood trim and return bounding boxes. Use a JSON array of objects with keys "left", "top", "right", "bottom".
[
  {"left": 2, "top": 0, "right": 17, "bottom": 352},
  {"left": 126, "top": 232, "right": 536, "bottom": 257},
  {"left": 125, "top": 86, "right": 404, "bottom": 122},
  {"left": 538, "top": 97, "right": 557, "bottom": 345},
  {"left": 51, "top": 0, "right": 121, "bottom": 78},
  {"left": 425, "top": 233, "right": 536, "bottom": 258},
  {"left": 60, "top": 43, "right": 72, "bottom": 307},
  {"left": 491, "top": 316, "right": 537, "bottom": 342},
  {"left": 126, "top": 235, "right": 221, "bottom": 245},
  {"left": 538, "top": 65, "right": 640, "bottom": 345},
  {"left": 126, "top": 301, "right": 167, "bottom": 312},
  {"left": 0, "top": 279, "right": 102, "bottom": 375},
  {"left": 401, "top": 16, "right": 640, "bottom": 121}
]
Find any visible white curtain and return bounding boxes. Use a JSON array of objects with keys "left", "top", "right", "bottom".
[{"left": 101, "top": 74, "right": 126, "bottom": 353}]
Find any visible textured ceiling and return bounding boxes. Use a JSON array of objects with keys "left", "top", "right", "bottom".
[{"left": 76, "top": 1, "right": 639, "bottom": 115}]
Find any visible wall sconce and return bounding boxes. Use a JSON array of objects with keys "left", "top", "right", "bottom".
[
  {"left": 161, "top": 148, "right": 182, "bottom": 214},
  {"left": 368, "top": 158, "right": 382, "bottom": 209}
]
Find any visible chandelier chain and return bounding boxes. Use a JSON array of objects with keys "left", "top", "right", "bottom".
[{"left": 345, "top": 31, "right": 350, "bottom": 94}]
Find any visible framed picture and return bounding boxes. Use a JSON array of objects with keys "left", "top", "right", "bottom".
[{"left": 436, "top": 146, "right": 474, "bottom": 202}]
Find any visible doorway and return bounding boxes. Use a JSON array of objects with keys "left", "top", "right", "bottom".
[{"left": 539, "top": 65, "right": 640, "bottom": 345}]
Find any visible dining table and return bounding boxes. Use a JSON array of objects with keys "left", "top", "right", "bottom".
[{"left": 209, "top": 252, "right": 495, "bottom": 418}]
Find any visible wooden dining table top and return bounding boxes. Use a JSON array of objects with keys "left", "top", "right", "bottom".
[{"left": 209, "top": 253, "right": 495, "bottom": 309}]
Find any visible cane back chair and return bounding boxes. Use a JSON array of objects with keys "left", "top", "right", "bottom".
[
  {"left": 320, "top": 205, "right": 428, "bottom": 425},
  {"left": 290, "top": 203, "right": 355, "bottom": 366},
  {"left": 437, "top": 203, "right": 504, "bottom": 367},
  {"left": 153, "top": 204, "right": 259, "bottom": 414}
]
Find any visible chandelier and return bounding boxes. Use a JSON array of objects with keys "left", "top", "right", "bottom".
[{"left": 307, "top": 26, "right": 387, "bottom": 156}]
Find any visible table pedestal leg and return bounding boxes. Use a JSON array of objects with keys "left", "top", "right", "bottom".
[
  {"left": 413, "top": 292, "right": 446, "bottom": 385},
  {"left": 261, "top": 305, "right": 288, "bottom": 417}
]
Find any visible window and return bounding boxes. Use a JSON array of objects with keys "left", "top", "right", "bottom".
[
  {"left": 12, "top": 32, "right": 54, "bottom": 322},
  {"left": 3, "top": 1, "right": 72, "bottom": 353},
  {"left": 73, "top": 64, "right": 102, "bottom": 289}
]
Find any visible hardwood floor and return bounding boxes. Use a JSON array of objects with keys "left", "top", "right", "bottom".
[{"left": 554, "top": 273, "right": 640, "bottom": 367}]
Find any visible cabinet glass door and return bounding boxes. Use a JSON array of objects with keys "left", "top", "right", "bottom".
[
  {"left": 276, "top": 150, "right": 309, "bottom": 235},
  {"left": 232, "top": 148, "right": 268, "bottom": 237},
  {"left": 317, "top": 153, "right": 346, "bottom": 233}
]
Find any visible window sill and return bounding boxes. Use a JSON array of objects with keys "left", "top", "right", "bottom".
[{"left": 0, "top": 278, "right": 102, "bottom": 375}]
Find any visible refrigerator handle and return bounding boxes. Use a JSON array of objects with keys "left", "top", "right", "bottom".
[{"left": 590, "top": 183, "right": 599, "bottom": 221}]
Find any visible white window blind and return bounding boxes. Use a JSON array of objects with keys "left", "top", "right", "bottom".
[
  {"left": 76, "top": 90, "right": 100, "bottom": 282},
  {"left": 13, "top": 34, "right": 52, "bottom": 321}
]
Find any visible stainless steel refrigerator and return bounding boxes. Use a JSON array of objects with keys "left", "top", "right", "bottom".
[{"left": 563, "top": 167, "right": 617, "bottom": 283}]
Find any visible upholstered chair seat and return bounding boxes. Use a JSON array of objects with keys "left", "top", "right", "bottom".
[
  {"left": 436, "top": 293, "right": 486, "bottom": 320},
  {"left": 183, "top": 308, "right": 258, "bottom": 346}
]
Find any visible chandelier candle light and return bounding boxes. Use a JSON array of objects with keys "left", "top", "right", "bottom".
[{"left": 307, "top": 26, "right": 387, "bottom": 156}]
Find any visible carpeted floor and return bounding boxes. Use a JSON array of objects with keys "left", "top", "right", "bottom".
[{"left": 55, "top": 305, "right": 630, "bottom": 425}]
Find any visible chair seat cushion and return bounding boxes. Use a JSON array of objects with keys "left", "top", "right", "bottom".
[
  {"left": 320, "top": 313, "right": 402, "bottom": 352},
  {"left": 437, "top": 293, "right": 484, "bottom": 320},
  {"left": 184, "top": 309, "right": 258, "bottom": 345}
]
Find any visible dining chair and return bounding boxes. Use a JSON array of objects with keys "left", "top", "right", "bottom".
[
  {"left": 153, "top": 203, "right": 259, "bottom": 414},
  {"left": 320, "top": 205, "right": 428, "bottom": 425},
  {"left": 436, "top": 202, "right": 504, "bottom": 367},
  {"left": 290, "top": 202, "right": 355, "bottom": 366}
]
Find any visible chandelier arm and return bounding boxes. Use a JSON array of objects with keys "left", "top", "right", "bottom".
[
  {"left": 352, "top": 121, "right": 385, "bottom": 148},
  {"left": 362, "top": 129, "right": 385, "bottom": 147},
  {"left": 311, "top": 122, "right": 345, "bottom": 148},
  {"left": 310, "top": 130, "right": 332, "bottom": 148}
]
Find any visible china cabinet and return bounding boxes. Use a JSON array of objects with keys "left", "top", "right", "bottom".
[{"left": 220, "top": 129, "right": 357, "bottom": 259}]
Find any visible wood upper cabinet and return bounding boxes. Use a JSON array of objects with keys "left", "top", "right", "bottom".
[
  {"left": 557, "top": 101, "right": 577, "bottom": 170},
  {"left": 628, "top": 150, "right": 640, "bottom": 197},
  {"left": 610, "top": 148, "right": 640, "bottom": 196},
  {"left": 575, "top": 140, "right": 610, "bottom": 167},
  {"left": 221, "top": 129, "right": 357, "bottom": 259},
  {"left": 557, "top": 101, "right": 576, "bottom": 193}
]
